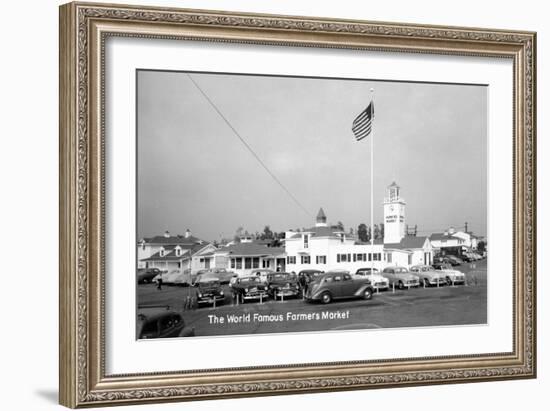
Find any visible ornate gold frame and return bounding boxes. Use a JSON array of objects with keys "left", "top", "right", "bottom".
[{"left": 59, "top": 2, "right": 536, "bottom": 408}]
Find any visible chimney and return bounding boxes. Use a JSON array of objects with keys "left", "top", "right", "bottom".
[
  {"left": 164, "top": 230, "right": 170, "bottom": 238},
  {"left": 185, "top": 229, "right": 191, "bottom": 238}
]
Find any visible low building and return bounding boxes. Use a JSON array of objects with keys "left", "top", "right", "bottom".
[
  {"left": 201, "top": 243, "right": 286, "bottom": 277},
  {"left": 384, "top": 236, "right": 434, "bottom": 266}
]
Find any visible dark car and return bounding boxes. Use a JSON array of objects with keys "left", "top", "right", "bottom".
[
  {"left": 137, "top": 267, "right": 161, "bottom": 284},
  {"left": 231, "top": 276, "right": 269, "bottom": 302},
  {"left": 137, "top": 306, "right": 195, "bottom": 339},
  {"left": 195, "top": 278, "right": 225, "bottom": 307},
  {"left": 305, "top": 271, "right": 374, "bottom": 304},
  {"left": 267, "top": 272, "right": 300, "bottom": 298}
]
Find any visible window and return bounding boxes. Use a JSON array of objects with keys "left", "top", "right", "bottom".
[
  {"left": 304, "top": 234, "right": 309, "bottom": 249},
  {"left": 316, "top": 255, "right": 326, "bottom": 264},
  {"left": 334, "top": 275, "right": 342, "bottom": 282},
  {"left": 177, "top": 262, "right": 181, "bottom": 268},
  {"left": 343, "top": 274, "right": 351, "bottom": 281},
  {"left": 301, "top": 255, "right": 311, "bottom": 264},
  {"left": 245, "top": 257, "right": 252, "bottom": 269},
  {"left": 236, "top": 258, "right": 242, "bottom": 269},
  {"left": 408, "top": 254, "right": 412, "bottom": 265},
  {"left": 338, "top": 253, "right": 349, "bottom": 262},
  {"left": 387, "top": 253, "right": 392, "bottom": 263},
  {"left": 252, "top": 257, "right": 260, "bottom": 269},
  {"left": 374, "top": 253, "right": 381, "bottom": 261},
  {"left": 231, "top": 259, "right": 236, "bottom": 269},
  {"left": 287, "top": 256, "right": 296, "bottom": 264},
  {"left": 160, "top": 249, "right": 165, "bottom": 257},
  {"left": 353, "top": 253, "right": 356, "bottom": 262},
  {"left": 262, "top": 259, "right": 270, "bottom": 268},
  {"left": 368, "top": 253, "right": 372, "bottom": 261}
]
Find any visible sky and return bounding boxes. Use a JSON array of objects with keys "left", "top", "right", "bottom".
[{"left": 137, "top": 70, "right": 487, "bottom": 242}]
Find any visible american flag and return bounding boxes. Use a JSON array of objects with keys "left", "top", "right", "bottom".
[{"left": 352, "top": 101, "right": 374, "bottom": 141}]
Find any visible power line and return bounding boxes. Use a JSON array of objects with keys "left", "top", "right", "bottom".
[{"left": 186, "top": 74, "right": 312, "bottom": 218}]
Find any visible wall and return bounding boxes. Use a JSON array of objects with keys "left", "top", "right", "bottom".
[{"left": 0, "top": 0, "right": 547, "bottom": 410}]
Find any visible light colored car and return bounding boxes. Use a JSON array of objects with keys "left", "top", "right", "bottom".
[
  {"left": 250, "top": 268, "right": 275, "bottom": 283},
  {"left": 409, "top": 265, "right": 446, "bottom": 287},
  {"left": 381, "top": 266, "right": 420, "bottom": 289},
  {"left": 433, "top": 263, "right": 465, "bottom": 285},
  {"left": 354, "top": 268, "right": 389, "bottom": 291}
]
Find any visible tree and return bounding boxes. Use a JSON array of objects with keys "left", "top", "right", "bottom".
[
  {"left": 349, "top": 227, "right": 354, "bottom": 235},
  {"left": 477, "top": 240, "right": 486, "bottom": 253},
  {"left": 233, "top": 226, "right": 244, "bottom": 243},
  {"left": 379, "top": 223, "right": 384, "bottom": 240},
  {"left": 336, "top": 221, "right": 344, "bottom": 231},
  {"left": 262, "top": 225, "right": 274, "bottom": 240},
  {"left": 373, "top": 224, "right": 381, "bottom": 240},
  {"left": 357, "top": 223, "right": 368, "bottom": 242}
]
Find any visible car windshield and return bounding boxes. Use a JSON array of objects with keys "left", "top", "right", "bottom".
[
  {"left": 240, "top": 277, "right": 259, "bottom": 284},
  {"left": 394, "top": 268, "right": 409, "bottom": 274},
  {"left": 199, "top": 281, "right": 220, "bottom": 287}
]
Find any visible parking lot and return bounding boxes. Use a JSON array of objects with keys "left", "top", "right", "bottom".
[{"left": 137, "top": 260, "right": 487, "bottom": 337}]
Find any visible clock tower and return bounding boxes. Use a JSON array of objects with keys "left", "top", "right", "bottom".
[{"left": 383, "top": 182, "right": 406, "bottom": 244}]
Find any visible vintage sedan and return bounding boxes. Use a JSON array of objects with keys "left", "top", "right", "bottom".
[
  {"left": 381, "top": 266, "right": 420, "bottom": 289},
  {"left": 195, "top": 278, "right": 225, "bottom": 307},
  {"left": 305, "top": 271, "right": 374, "bottom": 304},
  {"left": 409, "top": 265, "right": 447, "bottom": 287},
  {"left": 433, "top": 263, "right": 465, "bottom": 285},
  {"left": 231, "top": 276, "right": 269, "bottom": 302},
  {"left": 193, "top": 268, "right": 235, "bottom": 285},
  {"left": 354, "top": 267, "right": 389, "bottom": 291},
  {"left": 266, "top": 272, "right": 300, "bottom": 298},
  {"left": 137, "top": 306, "right": 195, "bottom": 339}
]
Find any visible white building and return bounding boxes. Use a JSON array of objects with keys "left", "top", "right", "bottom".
[
  {"left": 138, "top": 230, "right": 215, "bottom": 272},
  {"left": 285, "top": 182, "right": 433, "bottom": 273}
]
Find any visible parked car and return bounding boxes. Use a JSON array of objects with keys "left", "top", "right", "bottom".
[
  {"left": 381, "top": 266, "right": 420, "bottom": 289},
  {"left": 354, "top": 268, "right": 389, "bottom": 291},
  {"left": 195, "top": 278, "right": 225, "bottom": 306},
  {"left": 409, "top": 265, "right": 447, "bottom": 287},
  {"left": 137, "top": 268, "right": 161, "bottom": 284},
  {"left": 193, "top": 268, "right": 235, "bottom": 285},
  {"left": 298, "top": 269, "right": 324, "bottom": 290},
  {"left": 250, "top": 268, "right": 275, "bottom": 283},
  {"left": 305, "top": 271, "right": 374, "bottom": 304},
  {"left": 266, "top": 272, "right": 300, "bottom": 298},
  {"left": 445, "top": 255, "right": 463, "bottom": 266},
  {"left": 137, "top": 306, "right": 195, "bottom": 339},
  {"left": 231, "top": 276, "right": 269, "bottom": 302},
  {"left": 156, "top": 269, "right": 189, "bottom": 286},
  {"left": 433, "top": 263, "right": 465, "bottom": 285}
]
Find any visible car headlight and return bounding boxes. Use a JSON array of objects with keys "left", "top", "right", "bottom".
[
  {"left": 220, "top": 290, "right": 224, "bottom": 296},
  {"left": 245, "top": 288, "right": 249, "bottom": 293},
  {"left": 198, "top": 293, "right": 202, "bottom": 298}
]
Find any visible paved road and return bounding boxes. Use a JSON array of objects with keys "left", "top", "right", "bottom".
[{"left": 138, "top": 260, "right": 487, "bottom": 337}]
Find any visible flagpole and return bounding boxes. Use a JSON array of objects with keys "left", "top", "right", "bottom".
[{"left": 370, "top": 88, "right": 374, "bottom": 275}]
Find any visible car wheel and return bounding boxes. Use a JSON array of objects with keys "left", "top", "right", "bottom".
[
  {"left": 423, "top": 278, "right": 431, "bottom": 287},
  {"left": 363, "top": 288, "right": 373, "bottom": 300},
  {"left": 320, "top": 292, "right": 332, "bottom": 304},
  {"left": 397, "top": 281, "right": 404, "bottom": 290},
  {"left": 446, "top": 277, "right": 452, "bottom": 286}
]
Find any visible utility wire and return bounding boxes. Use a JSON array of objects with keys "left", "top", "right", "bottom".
[{"left": 187, "top": 74, "right": 312, "bottom": 218}]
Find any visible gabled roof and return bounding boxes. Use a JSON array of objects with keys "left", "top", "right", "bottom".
[
  {"left": 141, "top": 249, "right": 190, "bottom": 262},
  {"left": 215, "top": 243, "right": 284, "bottom": 257},
  {"left": 385, "top": 236, "right": 429, "bottom": 250},
  {"left": 140, "top": 234, "right": 206, "bottom": 245}
]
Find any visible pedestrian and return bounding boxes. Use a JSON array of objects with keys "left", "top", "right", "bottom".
[{"left": 156, "top": 273, "right": 163, "bottom": 290}]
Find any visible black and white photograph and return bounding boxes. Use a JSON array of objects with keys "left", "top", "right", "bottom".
[{"left": 135, "top": 70, "right": 487, "bottom": 339}]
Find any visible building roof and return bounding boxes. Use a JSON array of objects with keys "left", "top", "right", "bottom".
[
  {"left": 288, "top": 226, "right": 347, "bottom": 239},
  {"left": 385, "top": 236, "right": 429, "bottom": 250},
  {"left": 140, "top": 234, "right": 206, "bottom": 245},
  {"left": 388, "top": 181, "right": 399, "bottom": 188},
  {"left": 429, "top": 232, "right": 457, "bottom": 241},
  {"left": 141, "top": 249, "right": 190, "bottom": 262},
  {"left": 215, "top": 243, "right": 284, "bottom": 257},
  {"left": 316, "top": 208, "right": 326, "bottom": 220}
]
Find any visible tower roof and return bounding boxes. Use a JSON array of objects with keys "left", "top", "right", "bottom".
[
  {"left": 316, "top": 208, "right": 326, "bottom": 220},
  {"left": 388, "top": 181, "right": 399, "bottom": 188}
]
